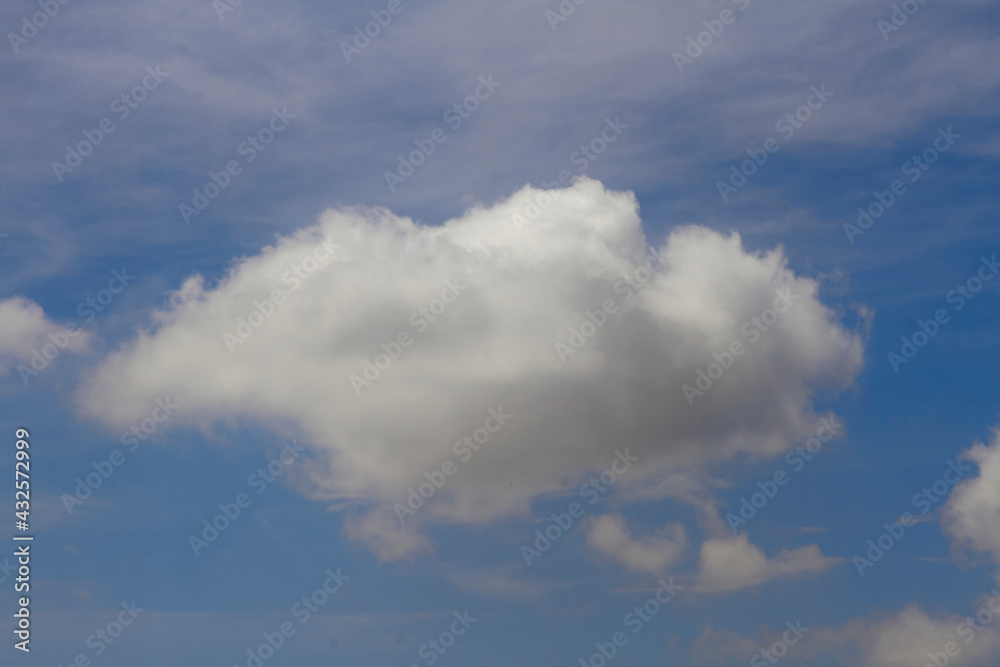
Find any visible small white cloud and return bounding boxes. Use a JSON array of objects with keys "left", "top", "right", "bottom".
[
  {"left": 695, "top": 534, "right": 840, "bottom": 593},
  {"left": 343, "top": 511, "right": 432, "bottom": 562},
  {"left": 586, "top": 512, "right": 687, "bottom": 576},
  {"left": 0, "top": 296, "right": 89, "bottom": 375},
  {"left": 943, "top": 428, "right": 1000, "bottom": 581},
  {"left": 691, "top": 600, "right": 1000, "bottom": 667},
  {"left": 690, "top": 623, "right": 759, "bottom": 664},
  {"left": 866, "top": 606, "right": 962, "bottom": 667},
  {"left": 844, "top": 600, "right": 1000, "bottom": 667}
]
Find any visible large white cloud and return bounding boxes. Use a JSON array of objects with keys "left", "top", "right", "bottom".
[{"left": 77, "top": 178, "right": 864, "bottom": 558}]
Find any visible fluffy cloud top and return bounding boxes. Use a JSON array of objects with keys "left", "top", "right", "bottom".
[{"left": 77, "top": 178, "right": 864, "bottom": 558}]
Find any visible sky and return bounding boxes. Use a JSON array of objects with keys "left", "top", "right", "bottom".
[{"left": 1, "top": 0, "right": 999, "bottom": 666}]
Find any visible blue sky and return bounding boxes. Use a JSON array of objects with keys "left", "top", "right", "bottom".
[{"left": 2, "top": 0, "right": 1000, "bottom": 666}]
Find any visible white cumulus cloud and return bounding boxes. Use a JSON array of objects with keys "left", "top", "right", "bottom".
[
  {"left": 586, "top": 512, "right": 687, "bottom": 576},
  {"left": 688, "top": 598, "right": 1000, "bottom": 666},
  {"left": 695, "top": 534, "right": 841, "bottom": 593},
  {"left": 76, "top": 178, "right": 864, "bottom": 559},
  {"left": 0, "top": 296, "right": 89, "bottom": 376},
  {"left": 943, "top": 428, "right": 1000, "bottom": 581}
]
